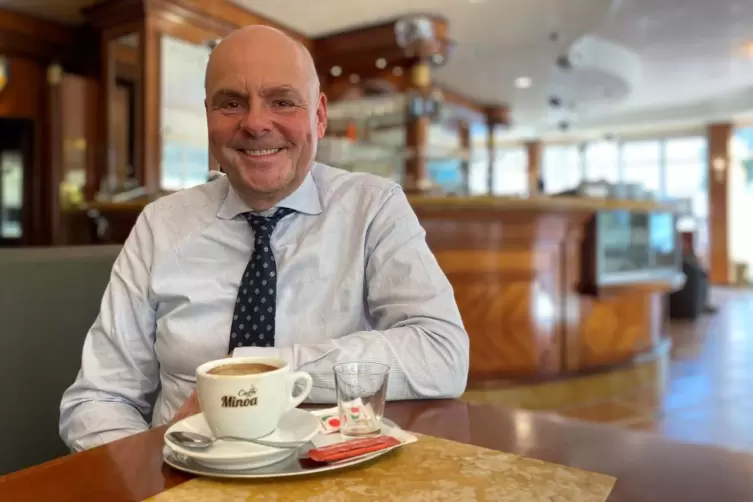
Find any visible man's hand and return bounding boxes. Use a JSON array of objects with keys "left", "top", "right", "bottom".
[{"left": 172, "top": 390, "right": 201, "bottom": 424}]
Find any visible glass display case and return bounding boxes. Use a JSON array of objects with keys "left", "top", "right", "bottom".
[{"left": 592, "top": 210, "right": 681, "bottom": 286}]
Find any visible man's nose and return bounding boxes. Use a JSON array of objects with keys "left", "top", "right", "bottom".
[{"left": 239, "top": 104, "right": 273, "bottom": 136}]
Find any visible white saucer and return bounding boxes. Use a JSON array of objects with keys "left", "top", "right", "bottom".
[{"left": 164, "top": 408, "right": 320, "bottom": 470}]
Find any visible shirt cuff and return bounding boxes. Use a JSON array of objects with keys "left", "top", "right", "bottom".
[{"left": 232, "top": 346, "right": 294, "bottom": 367}]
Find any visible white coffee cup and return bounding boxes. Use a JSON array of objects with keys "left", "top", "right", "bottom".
[{"left": 196, "top": 357, "right": 313, "bottom": 440}]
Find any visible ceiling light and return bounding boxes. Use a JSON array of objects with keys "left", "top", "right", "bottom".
[
  {"left": 375, "top": 58, "right": 387, "bottom": 69},
  {"left": 745, "top": 41, "right": 753, "bottom": 59},
  {"left": 392, "top": 67, "right": 403, "bottom": 76},
  {"left": 349, "top": 74, "right": 360, "bottom": 84},
  {"left": 515, "top": 77, "right": 532, "bottom": 89},
  {"left": 330, "top": 66, "right": 342, "bottom": 77}
]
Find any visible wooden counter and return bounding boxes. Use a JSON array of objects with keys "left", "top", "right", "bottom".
[{"left": 410, "top": 195, "right": 684, "bottom": 384}]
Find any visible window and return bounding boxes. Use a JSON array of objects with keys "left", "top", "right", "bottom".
[
  {"left": 468, "top": 148, "right": 489, "bottom": 195},
  {"left": 664, "top": 137, "right": 708, "bottom": 218},
  {"left": 621, "top": 140, "right": 661, "bottom": 194},
  {"left": 542, "top": 145, "right": 581, "bottom": 193},
  {"left": 584, "top": 141, "right": 619, "bottom": 182},
  {"left": 491, "top": 148, "right": 528, "bottom": 195}
]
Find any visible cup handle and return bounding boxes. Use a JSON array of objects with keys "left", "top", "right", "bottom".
[{"left": 287, "top": 371, "right": 313, "bottom": 409}]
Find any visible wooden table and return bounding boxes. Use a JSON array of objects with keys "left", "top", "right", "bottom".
[{"left": 1, "top": 400, "right": 750, "bottom": 501}]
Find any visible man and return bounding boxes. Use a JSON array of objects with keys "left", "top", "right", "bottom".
[{"left": 59, "top": 26, "right": 469, "bottom": 451}]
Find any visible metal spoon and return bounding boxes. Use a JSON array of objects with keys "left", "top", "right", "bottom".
[{"left": 167, "top": 430, "right": 305, "bottom": 450}]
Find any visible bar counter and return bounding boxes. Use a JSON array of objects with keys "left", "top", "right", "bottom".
[
  {"left": 62, "top": 194, "right": 685, "bottom": 384},
  {"left": 410, "top": 195, "right": 684, "bottom": 384}
]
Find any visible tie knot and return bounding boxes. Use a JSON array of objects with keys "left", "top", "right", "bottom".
[{"left": 245, "top": 207, "right": 295, "bottom": 239}]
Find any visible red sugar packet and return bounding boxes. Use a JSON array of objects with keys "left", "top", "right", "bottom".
[{"left": 307, "top": 435, "right": 401, "bottom": 463}]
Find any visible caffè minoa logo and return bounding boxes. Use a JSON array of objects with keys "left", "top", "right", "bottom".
[{"left": 221, "top": 386, "right": 258, "bottom": 408}]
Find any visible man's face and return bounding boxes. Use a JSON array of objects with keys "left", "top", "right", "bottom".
[{"left": 205, "top": 39, "right": 327, "bottom": 208}]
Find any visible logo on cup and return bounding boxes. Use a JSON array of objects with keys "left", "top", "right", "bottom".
[{"left": 221, "top": 386, "right": 258, "bottom": 408}]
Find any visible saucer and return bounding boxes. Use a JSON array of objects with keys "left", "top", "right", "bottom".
[
  {"left": 164, "top": 408, "right": 320, "bottom": 470},
  {"left": 164, "top": 419, "right": 418, "bottom": 479}
]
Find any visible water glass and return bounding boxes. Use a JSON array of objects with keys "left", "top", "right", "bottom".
[{"left": 333, "top": 362, "right": 390, "bottom": 437}]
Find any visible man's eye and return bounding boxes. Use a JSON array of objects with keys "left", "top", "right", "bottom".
[
  {"left": 222, "top": 100, "right": 242, "bottom": 110},
  {"left": 274, "top": 100, "right": 295, "bottom": 108}
]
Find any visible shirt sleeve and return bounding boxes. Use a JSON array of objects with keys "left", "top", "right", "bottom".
[
  {"left": 234, "top": 186, "right": 470, "bottom": 403},
  {"left": 59, "top": 206, "right": 160, "bottom": 451}
]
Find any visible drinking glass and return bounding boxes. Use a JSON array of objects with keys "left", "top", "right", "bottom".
[{"left": 333, "top": 362, "right": 390, "bottom": 437}]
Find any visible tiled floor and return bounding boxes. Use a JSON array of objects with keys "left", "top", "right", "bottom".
[{"left": 462, "top": 288, "right": 753, "bottom": 453}]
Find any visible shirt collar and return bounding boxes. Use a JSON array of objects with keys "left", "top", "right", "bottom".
[{"left": 217, "top": 167, "right": 322, "bottom": 220}]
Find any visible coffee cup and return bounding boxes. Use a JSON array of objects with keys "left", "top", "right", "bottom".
[{"left": 196, "top": 357, "right": 313, "bottom": 440}]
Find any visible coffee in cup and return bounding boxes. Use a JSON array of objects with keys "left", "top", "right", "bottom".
[
  {"left": 196, "top": 357, "right": 313, "bottom": 440},
  {"left": 207, "top": 362, "right": 278, "bottom": 376}
]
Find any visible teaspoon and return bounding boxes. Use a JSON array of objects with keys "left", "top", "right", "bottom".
[{"left": 167, "top": 430, "right": 305, "bottom": 450}]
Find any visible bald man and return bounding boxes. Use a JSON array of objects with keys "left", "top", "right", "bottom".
[{"left": 59, "top": 26, "right": 469, "bottom": 451}]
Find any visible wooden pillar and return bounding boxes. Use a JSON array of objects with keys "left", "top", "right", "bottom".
[
  {"left": 525, "top": 140, "right": 542, "bottom": 195},
  {"left": 139, "top": 16, "right": 161, "bottom": 194},
  {"left": 86, "top": 30, "right": 114, "bottom": 199},
  {"left": 403, "top": 60, "right": 431, "bottom": 192},
  {"left": 484, "top": 106, "right": 508, "bottom": 195},
  {"left": 458, "top": 120, "right": 470, "bottom": 194},
  {"left": 707, "top": 122, "right": 732, "bottom": 285}
]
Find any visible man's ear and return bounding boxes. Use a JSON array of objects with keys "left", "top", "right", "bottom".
[{"left": 316, "top": 92, "right": 328, "bottom": 139}]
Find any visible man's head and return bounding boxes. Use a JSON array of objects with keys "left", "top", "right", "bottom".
[{"left": 205, "top": 26, "right": 327, "bottom": 210}]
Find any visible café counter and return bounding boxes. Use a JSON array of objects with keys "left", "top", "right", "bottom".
[
  {"left": 409, "top": 195, "right": 684, "bottom": 384},
  {"left": 61, "top": 194, "right": 685, "bottom": 384}
]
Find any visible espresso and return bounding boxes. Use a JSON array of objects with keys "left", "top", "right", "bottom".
[{"left": 207, "top": 363, "right": 278, "bottom": 376}]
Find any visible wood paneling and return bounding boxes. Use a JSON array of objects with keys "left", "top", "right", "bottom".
[
  {"left": 312, "top": 16, "right": 451, "bottom": 86},
  {"left": 158, "top": 0, "right": 309, "bottom": 47},
  {"left": 0, "top": 57, "right": 44, "bottom": 120},
  {"left": 0, "top": 8, "right": 75, "bottom": 61},
  {"left": 0, "top": 7, "right": 97, "bottom": 245},
  {"left": 0, "top": 55, "right": 49, "bottom": 246}
]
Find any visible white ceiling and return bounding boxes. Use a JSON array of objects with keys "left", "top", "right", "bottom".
[
  {"left": 4, "top": 0, "right": 753, "bottom": 139},
  {"left": 236, "top": 0, "right": 753, "bottom": 139},
  {"left": 236, "top": 0, "right": 618, "bottom": 132}
]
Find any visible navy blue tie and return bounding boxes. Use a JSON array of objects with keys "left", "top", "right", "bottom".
[{"left": 229, "top": 208, "right": 295, "bottom": 352}]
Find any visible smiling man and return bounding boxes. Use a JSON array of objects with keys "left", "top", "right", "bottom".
[{"left": 59, "top": 26, "right": 469, "bottom": 451}]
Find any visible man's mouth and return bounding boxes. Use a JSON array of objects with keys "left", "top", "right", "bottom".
[{"left": 238, "top": 148, "right": 282, "bottom": 157}]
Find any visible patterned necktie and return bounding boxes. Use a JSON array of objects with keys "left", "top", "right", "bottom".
[{"left": 229, "top": 207, "right": 295, "bottom": 352}]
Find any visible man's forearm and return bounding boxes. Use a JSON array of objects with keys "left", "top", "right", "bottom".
[
  {"left": 60, "top": 400, "right": 150, "bottom": 451},
  {"left": 234, "top": 321, "right": 469, "bottom": 403}
]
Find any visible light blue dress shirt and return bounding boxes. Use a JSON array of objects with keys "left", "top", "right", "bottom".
[{"left": 59, "top": 163, "right": 469, "bottom": 451}]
